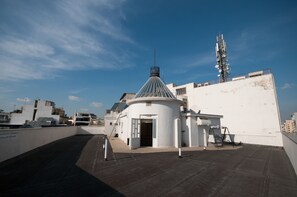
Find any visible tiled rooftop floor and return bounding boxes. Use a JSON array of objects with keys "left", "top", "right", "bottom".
[{"left": 0, "top": 135, "right": 296, "bottom": 196}]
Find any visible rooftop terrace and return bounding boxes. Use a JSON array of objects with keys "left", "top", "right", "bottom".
[{"left": 0, "top": 134, "right": 296, "bottom": 196}]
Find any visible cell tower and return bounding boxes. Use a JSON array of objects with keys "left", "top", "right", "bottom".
[{"left": 215, "top": 34, "right": 230, "bottom": 82}]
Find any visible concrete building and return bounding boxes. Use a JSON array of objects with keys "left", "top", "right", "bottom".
[
  {"left": 167, "top": 70, "right": 282, "bottom": 147},
  {"left": 9, "top": 99, "right": 60, "bottom": 125},
  {"left": 106, "top": 67, "right": 282, "bottom": 148},
  {"left": 0, "top": 112, "right": 10, "bottom": 124},
  {"left": 104, "top": 93, "right": 135, "bottom": 137},
  {"left": 106, "top": 67, "right": 222, "bottom": 149},
  {"left": 71, "top": 113, "right": 99, "bottom": 126},
  {"left": 284, "top": 120, "right": 296, "bottom": 133}
]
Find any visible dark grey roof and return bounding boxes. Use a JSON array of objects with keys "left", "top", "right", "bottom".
[
  {"left": 110, "top": 102, "right": 128, "bottom": 112},
  {"left": 1, "top": 135, "right": 296, "bottom": 196},
  {"left": 135, "top": 76, "right": 176, "bottom": 99}
]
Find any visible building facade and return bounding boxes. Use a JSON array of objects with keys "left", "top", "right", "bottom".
[
  {"left": 106, "top": 67, "right": 222, "bottom": 148},
  {"left": 284, "top": 120, "right": 296, "bottom": 133},
  {"left": 167, "top": 70, "right": 283, "bottom": 147},
  {"left": 9, "top": 100, "right": 60, "bottom": 125}
]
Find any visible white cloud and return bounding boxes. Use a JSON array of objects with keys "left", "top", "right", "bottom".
[
  {"left": 281, "top": 83, "right": 295, "bottom": 90},
  {"left": 0, "top": 38, "right": 54, "bottom": 57},
  {"left": 91, "top": 102, "right": 103, "bottom": 109},
  {"left": 68, "top": 95, "right": 81, "bottom": 102},
  {"left": 16, "top": 97, "right": 31, "bottom": 102},
  {"left": 0, "top": 0, "right": 135, "bottom": 81}
]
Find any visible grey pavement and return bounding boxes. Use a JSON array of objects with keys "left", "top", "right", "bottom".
[{"left": 0, "top": 134, "right": 296, "bottom": 196}]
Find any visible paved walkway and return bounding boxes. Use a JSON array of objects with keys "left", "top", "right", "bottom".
[
  {"left": 0, "top": 135, "right": 296, "bottom": 196},
  {"left": 108, "top": 136, "right": 241, "bottom": 153}
]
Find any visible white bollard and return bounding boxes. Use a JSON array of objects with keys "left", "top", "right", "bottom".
[
  {"left": 104, "top": 137, "right": 108, "bottom": 161},
  {"left": 178, "top": 148, "right": 182, "bottom": 158}
]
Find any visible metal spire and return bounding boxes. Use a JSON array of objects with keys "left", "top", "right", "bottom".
[
  {"left": 150, "top": 48, "right": 160, "bottom": 77},
  {"left": 154, "top": 48, "right": 156, "bottom": 67}
]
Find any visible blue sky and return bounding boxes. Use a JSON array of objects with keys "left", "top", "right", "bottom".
[{"left": 0, "top": 0, "right": 296, "bottom": 121}]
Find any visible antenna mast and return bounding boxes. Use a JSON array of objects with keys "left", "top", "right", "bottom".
[
  {"left": 215, "top": 34, "right": 230, "bottom": 82},
  {"left": 154, "top": 48, "right": 156, "bottom": 66},
  {"left": 150, "top": 48, "right": 160, "bottom": 77}
]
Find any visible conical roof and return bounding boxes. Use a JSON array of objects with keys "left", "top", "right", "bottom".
[{"left": 134, "top": 66, "right": 176, "bottom": 99}]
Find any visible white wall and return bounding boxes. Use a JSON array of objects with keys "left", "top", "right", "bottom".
[
  {"left": 10, "top": 100, "right": 60, "bottom": 125},
  {"left": 118, "top": 113, "right": 129, "bottom": 145},
  {"left": 128, "top": 100, "right": 181, "bottom": 148},
  {"left": 10, "top": 105, "right": 34, "bottom": 125},
  {"left": 104, "top": 111, "right": 118, "bottom": 137},
  {"left": 169, "top": 74, "right": 282, "bottom": 146},
  {"left": 77, "top": 126, "right": 105, "bottom": 135},
  {"left": 0, "top": 127, "right": 77, "bottom": 162},
  {"left": 282, "top": 133, "right": 297, "bottom": 175}
]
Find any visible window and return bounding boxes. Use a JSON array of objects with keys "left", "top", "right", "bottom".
[
  {"left": 110, "top": 122, "right": 112, "bottom": 126},
  {"left": 146, "top": 102, "right": 151, "bottom": 106},
  {"left": 176, "top": 88, "right": 186, "bottom": 95}
]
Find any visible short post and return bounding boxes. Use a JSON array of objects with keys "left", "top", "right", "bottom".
[
  {"left": 178, "top": 148, "right": 182, "bottom": 158},
  {"left": 104, "top": 137, "right": 108, "bottom": 161}
]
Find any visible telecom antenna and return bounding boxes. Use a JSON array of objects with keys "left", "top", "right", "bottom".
[{"left": 215, "top": 34, "right": 230, "bottom": 82}]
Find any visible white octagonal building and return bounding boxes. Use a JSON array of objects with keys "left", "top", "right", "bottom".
[
  {"left": 126, "top": 66, "right": 183, "bottom": 148},
  {"left": 109, "top": 66, "right": 223, "bottom": 149}
]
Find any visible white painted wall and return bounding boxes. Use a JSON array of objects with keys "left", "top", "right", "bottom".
[
  {"left": 168, "top": 74, "right": 282, "bottom": 146},
  {"left": 282, "top": 133, "right": 297, "bottom": 175},
  {"left": 0, "top": 127, "right": 77, "bottom": 162},
  {"left": 128, "top": 100, "right": 181, "bottom": 148},
  {"left": 118, "top": 112, "right": 129, "bottom": 145},
  {"left": 10, "top": 105, "right": 34, "bottom": 124},
  {"left": 77, "top": 126, "right": 105, "bottom": 135},
  {"left": 10, "top": 100, "right": 60, "bottom": 125},
  {"left": 35, "top": 101, "right": 55, "bottom": 120},
  {"left": 104, "top": 111, "right": 118, "bottom": 137},
  {"left": 181, "top": 115, "right": 221, "bottom": 147}
]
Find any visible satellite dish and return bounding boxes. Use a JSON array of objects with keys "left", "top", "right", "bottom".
[{"left": 215, "top": 65, "right": 219, "bottom": 68}]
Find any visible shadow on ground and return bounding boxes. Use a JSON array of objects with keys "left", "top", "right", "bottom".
[{"left": 0, "top": 135, "right": 123, "bottom": 196}]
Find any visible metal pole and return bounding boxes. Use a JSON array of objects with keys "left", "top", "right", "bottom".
[
  {"left": 178, "top": 148, "right": 182, "bottom": 158},
  {"left": 104, "top": 137, "right": 108, "bottom": 161}
]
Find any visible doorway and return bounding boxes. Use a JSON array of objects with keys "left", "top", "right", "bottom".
[{"left": 140, "top": 119, "right": 153, "bottom": 146}]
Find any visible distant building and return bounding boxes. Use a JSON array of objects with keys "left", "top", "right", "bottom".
[
  {"left": 282, "top": 112, "right": 297, "bottom": 133},
  {"left": 104, "top": 93, "right": 135, "bottom": 136},
  {"left": 284, "top": 120, "right": 296, "bottom": 133},
  {"left": 0, "top": 111, "right": 10, "bottom": 124},
  {"left": 9, "top": 99, "right": 60, "bottom": 125},
  {"left": 71, "top": 112, "right": 100, "bottom": 126}
]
